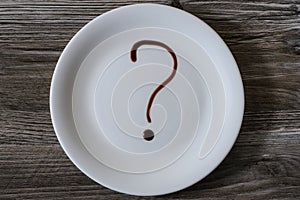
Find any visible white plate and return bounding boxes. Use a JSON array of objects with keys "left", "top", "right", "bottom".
[{"left": 50, "top": 4, "right": 244, "bottom": 196}]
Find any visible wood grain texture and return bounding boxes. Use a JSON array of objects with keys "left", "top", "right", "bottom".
[{"left": 0, "top": 0, "right": 299, "bottom": 199}]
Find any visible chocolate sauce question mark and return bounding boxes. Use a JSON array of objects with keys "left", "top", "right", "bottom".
[{"left": 130, "top": 40, "right": 178, "bottom": 141}]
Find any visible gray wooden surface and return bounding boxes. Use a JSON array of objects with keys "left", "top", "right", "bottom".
[{"left": 0, "top": 0, "right": 299, "bottom": 199}]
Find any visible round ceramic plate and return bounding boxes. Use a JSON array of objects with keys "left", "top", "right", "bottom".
[{"left": 50, "top": 4, "right": 244, "bottom": 196}]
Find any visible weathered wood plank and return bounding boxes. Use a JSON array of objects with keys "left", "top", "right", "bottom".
[
  {"left": 0, "top": 145, "right": 299, "bottom": 199},
  {"left": 1, "top": 110, "right": 299, "bottom": 146},
  {"left": 0, "top": 0, "right": 299, "bottom": 199}
]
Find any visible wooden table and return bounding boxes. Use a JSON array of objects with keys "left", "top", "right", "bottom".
[{"left": 1, "top": 0, "right": 299, "bottom": 199}]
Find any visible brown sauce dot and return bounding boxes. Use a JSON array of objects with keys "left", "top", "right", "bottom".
[{"left": 143, "top": 129, "right": 154, "bottom": 141}]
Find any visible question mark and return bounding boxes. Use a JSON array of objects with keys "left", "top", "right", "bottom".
[{"left": 130, "top": 40, "right": 178, "bottom": 141}]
